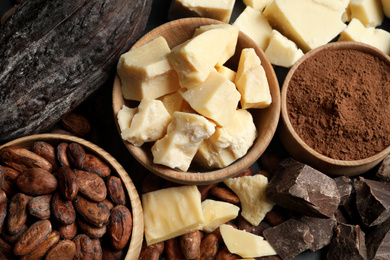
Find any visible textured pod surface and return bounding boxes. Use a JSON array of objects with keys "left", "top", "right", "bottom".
[{"left": 0, "top": 0, "right": 152, "bottom": 142}]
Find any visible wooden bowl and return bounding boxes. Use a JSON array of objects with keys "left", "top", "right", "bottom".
[
  {"left": 112, "top": 18, "right": 280, "bottom": 185},
  {"left": 279, "top": 41, "right": 390, "bottom": 176},
  {"left": 0, "top": 133, "right": 144, "bottom": 260}
]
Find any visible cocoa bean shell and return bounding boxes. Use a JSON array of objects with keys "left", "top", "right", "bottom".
[
  {"left": 106, "top": 176, "right": 126, "bottom": 205},
  {"left": 7, "top": 193, "right": 30, "bottom": 235},
  {"left": 73, "top": 234, "right": 94, "bottom": 260},
  {"left": 67, "top": 142, "right": 86, "bottom": 169},
  {"left": 31, "top": 141, "right": 59, "bottom": 172},
  {"left": 82, "top": 154, "right": 111, "bottom": 178},
  {"left": 51, "top": 192, "right": 76, "bottom": 225},
  {"left": 45, "top": 239, "right": 76, "bottom": 260},
  {"left": 57, "top": 166, "right": 79, "bottom": 201},
  {"left": 16, "top": 168, "right": 57, "bottom": 196},
  {"left": 20, "top": 230, "right": 60, "bottom": 260},
  {"left": 73, "top": 195, "right": 110, "bottom": 227},
  {"left": 28, "top": 194, "right": 52, "bottom": 220},
  {"left": 108, "top": 205, "right": 133, "bottom": 250},
  {"left": 74, "top": 170, "right": 106, "bottom": 202}
]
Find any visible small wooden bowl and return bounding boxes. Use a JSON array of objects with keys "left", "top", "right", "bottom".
[
  {"left": 0, "top": 133, "right": 144, "bottom": 260},
  {"left": 112, "top": 18, "right": 280, "bottom": 185},
  {"left": 279, "top": 41, "right": 390, "bottom": 176}
]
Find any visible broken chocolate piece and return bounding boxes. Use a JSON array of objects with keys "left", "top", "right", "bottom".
[
  {"left": 265, "top": 158, "right": 340, "bottom": 218},
  {"left": 326, "top": 223, "right": 367, "bottom": 260},
  {"left": 354, "top": 177, "right": 390, "bottom": 227},
  {"left": 263, "top": 218, "right": 313, "bottom": 260},
  {"left": 376, "top": 154, "right": 390, "bottom": 182},
  {"left": 334, "top": 176, "right": 353, "bottom": 206},
  {"left": 366, "top": 217, "right": 390, "bottom": 260}
]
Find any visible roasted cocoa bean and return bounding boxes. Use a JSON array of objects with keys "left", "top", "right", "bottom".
[
  {"left": 180, "top": 230, "right": 201, "bottom": 259},
  {"left": 0, "top": 237, "right": 13, "bottom": 259},
  {"left": 31, "top": 141, "right": 59, "bottom": 172},
  {"left": 73, "top": 195, "right": 110, "bottom": 227},
  {"left": 51, "top": 192, "right": 76, "bottom": 225},
  {"left": 1, "top": 224, "right": 27, "bottom": 245},
  {"left": 74, "top": 170, "right": 106, "bottom": 202},
  {"left": 165, "top": 238, "right": 185, "bottom": 260},
  {"left": 101, "top": 247, "right": 126, "bottom": 260},
  {"left": 0, "top": 200, "right": 7, "bottom": 233},
  {"left": 139, "top": 245, "right": 160, "bottom": 260},
  {"left": 20, "top": 231, "right": 60, "bottom": 260},
  {"left": 77, "top": 218, "right": 107, "bottom": 239},
  {"left": 45, "top": 239, "right": 76, "bottom": 260},
  {"left": 58, "top": 222, "right": 78, "bottom": 240},
  {"left": 237, "top": 215, "right": 268, "bottom": 236},
  {"left": 28, "top": 194, "right": 52, "bottom": 220},
  {"left": 141, "top": 173, "right": 162, "bottom": 194},
  {"left": 67, "top": 143, "right": 86, "bottom": 169},
  {"left": 3, "top": 166, "right": 19, "bottom": 181},
  {"left": 108, "top": 205, "right": 132, "bottom": 250},
  {"left": 14, "top": 219, "right": 52, "bottom": 256},
  {"left": 82, "top": 154, "right": 111, "bottom": 178},
  {"left": 234, "top": 167, "right": 253, "bottom": 178},
  {"left": 0, "top": 146, "right": 52, "bottom": 172},
  {"left": 0, "top": 165, "right": 4, "bottom": 189},
  {"left": 198, "top": 183, "right": 218, "bottom": 201},
  {"left": 106, "top": 176, "right": 126, "bottom": 205},
  {"left": 215, "top": 245, "right": 240, "bottom": 260},
  {"left": 209, "top": 186, "right": 240, "bottom": 205},
  {"left": 100, "top": 199, "right": 114, "bottom": 211},
  {"left": 7, "top": 193, "right": 30, "bottom": 235},
  {"left": 61, "top": 113, "right": 91, "bottom": 137},
  {"left": 16, "top": 168, "right": 57, "bottom": 195},
  {"left": 57, "top": 166, "right": 78, "bottom": 200},
  {"left": 91, "top": 239, "right": 103, "bottom": 260},
  {"left": 73, "top": 234, "right": 94, "bottom": 260},
  {"left": 196, "top": 233, "right": 219, "bottom": 260},
  {"left": 0, "top": 189, "right": 6, "bottom": 205},
  {"left": 57, "top": 143, "right": 70, "bottom": 167}
]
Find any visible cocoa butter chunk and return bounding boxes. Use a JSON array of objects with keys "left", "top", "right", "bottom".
[
  {"left": 326, "top": 224, "right": 367, "bottom": 260},
  {"left": 265, "top": 158, "right": 340, "bottom": 218},
  {"left": 366, "top": 217, "right": 390, "bottom": 259},
  {"left": 263, "top": 218, "right": 313, "bottom": 260},
  {"left": 354, "top": 177, "right": 390, "bottom": 227},
  {"left": 298, "top": 216, "right": 336, "bottom": 251},
  {"left": 376, "top": 154, "right": 390, "bottom": 182}
]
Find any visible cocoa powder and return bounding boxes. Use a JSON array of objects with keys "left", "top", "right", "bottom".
[{"left": 287, "top": 48, "right": 390, "bottom": 160}]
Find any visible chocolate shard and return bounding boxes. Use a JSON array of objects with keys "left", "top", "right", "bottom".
[
  {"left": 334, "top": 176, "right": 353, "bottom": 206},
  {"left": 326, "top": 223, "right": 367, "bottom": 260},
  {"left": 263, "top": 218, "right": 313, "bottom": 260},
  {"left": 298, "top": 215, "right": 336, "bottom": 251},
  {"left": 334, "top": 176, "right": 359, "bottom": 224},
  {"left": 376, "top": 154, "right": 390, "bottom": 182},
  {"left": 265, "top": 158, "right": 340, "bottom": 218},
  {"left": 354, "top": 177, "right": 390, "bottom": 227},
  {"left": 366, "top": 217, "right": 390, "bottom": 260}
]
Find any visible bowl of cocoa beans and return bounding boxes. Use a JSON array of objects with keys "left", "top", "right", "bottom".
[
  {"left": 0, "top": 133, "right": 143, "bottom": 259},
  {"left": 279, "top": 41, "right": 390, "bottom": 176}
]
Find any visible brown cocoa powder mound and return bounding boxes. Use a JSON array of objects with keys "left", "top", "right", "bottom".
[{"left": 287, "top": 48, "right": 390, "bottom": 161}]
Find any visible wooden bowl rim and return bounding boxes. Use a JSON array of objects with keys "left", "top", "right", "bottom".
[
  {"left": 281, "top": 41, "right": 390, "bottom": 167},
  {"left": 112, "top": 17, "right": 281, "bottom": 185},
  {"left": 0, "top": 133, "right": 144, "bottom": 260}
]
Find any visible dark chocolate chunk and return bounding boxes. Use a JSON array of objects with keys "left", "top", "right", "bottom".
[
  {"left": 334, "top": 176, "right": 353, "bottom": 206},
  {"left": 265, "top": 158, "right": 340, "bottom": 218},
  {"left": 376, "top": 154, "right": 390, "bottom": 182},
  {"left": 366, "top": 216, "right": 390, "bottom": 259},
  {"left": 298, "top": 216, "right": 336, "bottom": 251},
  {"left": 354, "top": 177, "right": 390, "bottom": 227},
  {"left": 263, "top": 218, "right": 313, "bottom": 260},
  {"left": 326, "top": 224, "right": 367, "bottom": 260}
]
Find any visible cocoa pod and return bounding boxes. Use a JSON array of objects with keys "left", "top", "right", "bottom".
[
  {"left": 7, "top": 193, "right": 30, "bottom": 235},
  {"left": 62, "top": 113, "right": 91, "bottom": 137},
  {"left": 180, "top": 230, "right": 201, "bottom": 259},
  {"left": 91, "top": 239, "right": 103, "bottom": 260},
  {"left": 73, "top": 195, "right": 110, "bottom": 227},
  {"left": 77, "top": 218, "right": 107, "bottom": 239},
  {"left": 0, "top": 146, "right": 52, "bottom": 172},
  {"left": 107, "top": 205, "right": 132, "bottom": 250},
  {"left": 31, "top": 141, "right": 59, "bottom": 172},
  {"left": 196, "top": 233, "right": 219, "bottom": 260},
  {"left": 57, "top": 166, "right": 79, "bottom": 200},
  {"left": 20, "top": 231, "right": 60, "bottom": 260},
  {"left": 0, "top": 237, "right": 13, "bottom": 259},
  {"left": 16, "top": 168, "right": 57, "bottom": 195},
  {"left": 67, "top": 142, "right": 86, "bottom": 169},
  {"left": 3, "top": 166, "right": 19, "bottom": 181},
  {"left": 1, "top": 224, "right": 27, "bottom": 245},
  {"left": 165, "top": 237, "right": 185, "bottom": 260},
  {"left": 73, "top": 234, "right": 94, "bottom": 260},
  {"left": 57, "top": 143, "right": 70, "bottom": 167},
  {"left": 215, "top": 245, "right": 240, "bottom": 260},
  {"left": 74, "top": 170, "right": 106, "bottom": 202},
  {"left": 139, "top": 245, "right": 160, "bottom": 260},
  {"left": 28, "top": 194, "right": 52, "bottom": 220},
  {"left": 82, "top": 154, "right": 111, "bottom": 178},
  {"left": 51, "top": 192, "right": 76, "bottom": 225},
  {"left": 106, "top": 176, "right": 126, "bottom": 205},
  {"left": 209, "top": 186, "right": 240, "bottom": 205},
  {"left": 0, "top": 0, "right": 153, "bottom": 143},
  {"left": 45, "top": 239, "right": 76, "bottom": 260},
  {"left": 14, "top": 219, "right": 52, "bottom": 256}
]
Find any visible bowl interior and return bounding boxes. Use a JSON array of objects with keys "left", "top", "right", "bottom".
[
  {"left": 0, "top": 133, "right": 144, "bottom": 259},
  {"left": 113, "top": 17, "right": 280, "bottom": 184},
  {"left": 280, "top": 41, "right": 390, "bottom": 176}
]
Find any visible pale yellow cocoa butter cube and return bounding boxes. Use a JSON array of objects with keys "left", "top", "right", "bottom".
[
  {"left": 117, "top": 36, "right": 180, "bottom": 101},
  {"left": 242, "top": 0, "right": 273, "bottom": 11},
  {"left": 233, "top": 6, "right": 273, "bottom": 51},
  {"left": 216, "top": 65, "right": 236, "bottom": 82},
  {"left": 383, "top": 0, "right": 390, "bottom": 18},
  {"left": 350, "top": 0, "right": 384, "bottom": 27},
  {"left": 339, "top": 18, "right": 390, "bottom": 54},
  {"left": 196, "top": 140, "right": 237, "bottom": 168},
  {"left": 193, "top": 24, "right": 239, "bottom": 66},
  {"left": 265, "top": 30, "right": 304, "bottom": 68},
  {"left": 142, "top": 185, "right": 204, "bottom": 245},
  {"left": 159, "top": 91, "right": 194, "bottom": 115},
  {"left": 168, "top": 0, "right": 235, "bottom": 23},
  {"left": 169, "top": 28, "right": 231, "bottom": 89},
  {"left": 342, "top": 1, "right": 353, "bottom": 22},
  {"left": 201, "top": 199, "right": 240, "bottom": 233},
  {"left": 116, "top": 105, "right": 137, "bottom": 133},
  {"left": 263, "top": 0, "right": 347, "bottom": 52},
  {"left": 121, "top": 99, "right": 171, "bottom": 147},
  {"left": 224, "top": 175, "right": 275, "bottom": 226},
  {"left": 235, "top": 48, "right": 261, "bottom": 84},
  {"left": 151, "top": 112, "right": 215, "bottom": 171},
  {"left": 220, "top": 224, "right": 277, "bottom": 258},
  {"left": 180, "top": 71, "right": 241, "bottom": 126}
]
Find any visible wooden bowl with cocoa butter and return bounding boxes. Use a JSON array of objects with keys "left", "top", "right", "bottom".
[
  {"left": 279, "top": 41, "right": 390, "bottom": 176},
  {"left": 112, "top": 17, "right": 280, "bottom": 185},
  {"left": 0, "top": 133, "right": 144, "bottom": 259}
]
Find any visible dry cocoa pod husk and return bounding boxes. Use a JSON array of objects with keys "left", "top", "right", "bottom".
[
  {"left": 101, "top": 247, "right": 126, "bottom": 260},
  {"left": 58, "top": 222, "right": 78, "bottom": 240},
  {"left": 7, "top": 193, "right": 30, "bottom": 235},
  {"left": 0, "top": 237, "right": 13, "bottom": 259},
  {"left": 1, "top": 224, "right": 27, "bottom": 245},
  {"left": 106, "top": 176, "right": 126, "bottom": 205},
  {"left": 91, "top": 239, "right": 103, "bottom": 260},
  {"left": 139, "top": 245, "right": 160, "bottom": 260},
  {"left": 28, "top": 194, "right": 52, "bottom": 220},
  {"left": 20, "top": 230, "right": 60, "bottom": 260},
  {"left": 16, "top": 168, "right": 58, "bottom": 195},
  {"left": 180, "top": 230, "right": 201, "bottom": 259},
  {"left": 196, "top": 233, "right": 219, "bottom": 260},
  {"left": 82, "top": 154, "right": 111, "bottom": 178},
  {"left": 165, "top": 237, "right": 185, "bottom": 259},
  {"left": 51, "top": 192, "right": 76, "bottom": 225},
  {"left": 73, "top": 234, "right": 94, "bottom": 260},
  {"left": 14, "top": 219, "right": 52, "bottom": 256},
  {"left": 67, "top": 142, "right": 86, "bottom": 169},
  {"left": 56, "top": 142, "right": 70, "bottom": 167},
  {"left": 45, "top": 239, "right": 76, "bottom": 260},
  {"left": 108, "top": 205, "right": 132, "bottom": 250},
  {"left": 197, "top": 183, "right": 218, "bottom": 201},
  {"left": 73, "top": 195, "right": 110, "bottom": 227},
  {"left": 215, "top": 245, "right": 240, "bottom": 260},
  {"left": 0, "top": 200, "right": 7, "bottom": 233},
  {"left": 3, "top": 166, "right": 19, "bottom": 181},
  {"left": 0, "top": 146, "right": 52, "bottom": 173},
  {"left": 57, "top": 166, "right": 79, "bottom": 200},
  {"left": 31, "top": 141, "right": 59, "bottom": 172},
  {"left": 74, "top": 169, "right": 106, "bottom": 202},
  {"left": 209, "top": 186, "right": 240, "bottom": 205},
  {"left": 77, "top": 217, "right": 107, "bottom": 239},
  {"left": 61, "top": 113, "right": 91, "bottom": 137}
]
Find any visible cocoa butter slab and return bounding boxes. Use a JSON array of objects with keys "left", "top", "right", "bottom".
[
  {"left": 298, "top": 216, "right": 336, "bottom": 252},
  {"left": 265, "top": 158, "right": 340, "bottom": 218},
  {"left": 366, "top": 217, "right": 390, "bottom": 260},
  {"left": 326, "top": 223, "right": 367, "bottom": 260}
]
